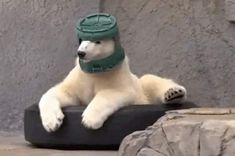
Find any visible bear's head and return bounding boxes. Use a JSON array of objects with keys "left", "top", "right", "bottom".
[
  {"left": 75, "top": 13, "right": 125, "bottom": 73},
  {"left": 77, "top": 39, "right": 115, "bottom": 62}
]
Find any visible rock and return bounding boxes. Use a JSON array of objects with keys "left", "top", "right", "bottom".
[
  {"left": 137, "top": 148, "right": 163, "bottom": 156},
  {"left": 225, "top": 0, "right": 235, "bottom": 22},
  {"left": 118, "top": 131, "right": 149, "bottom": 156},
  {"left": 119, "top": 108, "right": 235, "bottom": 156}
]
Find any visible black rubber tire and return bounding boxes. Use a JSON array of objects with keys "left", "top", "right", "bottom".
[{"left": 24, "top": 102, "right": 196, "bottom": 150}]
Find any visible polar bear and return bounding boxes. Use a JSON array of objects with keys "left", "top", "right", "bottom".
[{"left": 39, "top": 39, "right": 187, "bottom": 132}]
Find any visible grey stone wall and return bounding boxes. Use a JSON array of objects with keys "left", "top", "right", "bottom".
[
  {"left": 0, "top": 0, "right": 99, "bottom": 131},
  {"left": 0, "top": 0, "right": 234, "bottom": 132},
  {"left": 101, "top": 0, "right": 235, "bottom": 107}
]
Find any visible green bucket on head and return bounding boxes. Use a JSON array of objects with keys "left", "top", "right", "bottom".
[
  {"left": 75, "top": 13, "right": 125, "bottom": 73},
  {"left": 76, "top": 13, "right": 119, "bottom": 42}
]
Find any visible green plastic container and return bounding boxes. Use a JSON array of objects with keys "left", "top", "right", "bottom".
[
  {"left": 75, "top": 13, "right": 125, "bottom": 73},
  {"left": 76, "top": 13, "right": 119, "bottom": 41}
]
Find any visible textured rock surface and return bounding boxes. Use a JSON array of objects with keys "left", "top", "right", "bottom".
[
  {"left": 119, "top": 108, "right": 235, "bottom": 156},
  {"left": 225, "top": 0, "right": 235, "bottom": 21}
]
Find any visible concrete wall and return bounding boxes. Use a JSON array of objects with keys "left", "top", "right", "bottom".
[
  {"left": 101, "top": 0, "right": 235, "bottom": 106},
  {"left": 0, "top": 0, "right": 99, "bottom": 131},
  {"left": 0, "top": 0, "right": 234, "bottom": 132}
]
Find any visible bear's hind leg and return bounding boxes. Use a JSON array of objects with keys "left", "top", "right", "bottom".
[{"left": 140, "top": 74, "right": 187, "bottom": 104}]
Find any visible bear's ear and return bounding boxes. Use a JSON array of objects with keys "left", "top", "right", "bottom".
[{"left": 78, "top": 38, "right": 82, "bottom": 45}]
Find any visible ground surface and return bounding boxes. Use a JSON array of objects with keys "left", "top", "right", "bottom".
[{"left": 0, "top": 132, "right": 117, "bottom": 156}]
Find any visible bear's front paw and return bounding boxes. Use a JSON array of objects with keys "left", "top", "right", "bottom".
[
  {"left": 164, "top": 86, "right": 187, "bottom": 103},
  {"left": 39, "top": 98, "right": 64, "bottom": 132},
  {"left": 82, "top": 109, "right": 104, "bottom": 130}
]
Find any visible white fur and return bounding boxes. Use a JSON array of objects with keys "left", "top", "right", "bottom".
[
  {"left": 39, "top": 39, "right": 187, "bottom": 132},
  {"left": 77, "top": 40, "right": 114, "bottom": 61}
]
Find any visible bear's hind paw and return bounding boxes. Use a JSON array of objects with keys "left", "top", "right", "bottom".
[{"left": 164, "top": 86, "right": 186, "bottom": 103}]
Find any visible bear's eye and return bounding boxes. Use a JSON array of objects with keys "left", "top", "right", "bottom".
[{"left": 95, "top": 41, "right": 101, "bottom": 44}]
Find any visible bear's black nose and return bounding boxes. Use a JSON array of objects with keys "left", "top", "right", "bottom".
[{"left": 77, "top": 51, "right": 86, "bottom": 58}]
